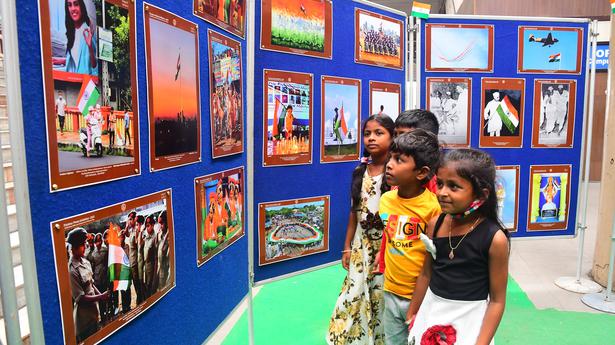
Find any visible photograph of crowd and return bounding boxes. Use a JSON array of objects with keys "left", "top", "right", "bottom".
[
  {"left": 426, "top": 23, "right": 494, "bottom": 72},
  {"left": 528, "top": 165, "right": 571, "bottom": 231},
  {"left": 208, "top": 29, "right": 244, "bottom": 158},
  {"left": 533, "top": 79, "right": 576, "bottom": 148},
  {"left": 51, "top": 191, "right": 174, "bottom": 345},
  {"left": 40, "top": 0, "right": 140, "bottom": 191},
  {"left": 263, "top": 69, "right": 313, "bottom": 166},
  {"left": 369, "top": 81, "right": 400, "bottom": 122},
  {"left": 145, "top": 5, "right": 201, "bottom": 171},
  {"left": 259, "top": 196, "right": 329, "bottom": 265},
  {"left": 518, "top": 26, "right": 583, "bottom": 74},
  {"left": 355, "top": 8, "right": 403, "bottom": 69},
  {"left": 260, "top": 0, "right": 332, "bottom": 59},
  {"left": 321, "top": 76, "right": 360, "bottom": 163},
  {"left": 426, "top": 77, "right": 471, "bottom": 147},
  {"left": 196, "top": 167, "right": 244, "bottom": 266},
  {"left": 480, "top": 78, "right": 525, "bottom": 148},
  {"left": 194, "top": 0, "right": 245, "bottom": 38}
]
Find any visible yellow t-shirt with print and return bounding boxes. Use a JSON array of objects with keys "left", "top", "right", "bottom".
[{"left": 379, "top": 188, "right": 441, "bottom": 299}]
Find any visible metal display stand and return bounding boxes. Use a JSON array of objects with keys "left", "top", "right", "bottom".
[{"left": 581, "top": 214, "right": 615, "bottom": 312}]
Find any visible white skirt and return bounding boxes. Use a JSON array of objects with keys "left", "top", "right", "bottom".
[{"left": 408, "top": 288, "right": 493, "bottom": 345}]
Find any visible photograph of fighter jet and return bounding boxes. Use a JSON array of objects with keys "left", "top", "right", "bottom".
[{"left": 518, "top": 26, "right": 584, "bottom": 74}]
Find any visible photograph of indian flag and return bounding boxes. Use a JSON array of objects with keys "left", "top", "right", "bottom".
[
  {"left": 521, "top": 27, "right": 582, "bottom": 72},
  {"left": 483, "top": 88, "right": 522, "bottom": 137}
]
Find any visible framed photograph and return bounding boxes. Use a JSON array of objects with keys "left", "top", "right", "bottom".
[
  {"left": 38, "top": 0, "right": 140, "bottom": 191},
  {"left": 532, "top": 79, "right": 576, "bottom": 148},
  {"left": 144, "top": 4, "right": 201, "bottom": 172},
  {"left": 260, "top": 0, "right": 333, "bottom": 59},
  {"left": 193, "top": 0, "right": 245, "bottom": 38},
  {"left": 527, "top": 165, "right": 572, "bottom": 231},
  {"left": 355, "top": 8, "right": 404, "bottom": 70},
  {"left": 262, "top": 69, "right": 313, "bottom": 167},
  {"left": 518, "top": 26, "right": 583, "bottom": 74},
  {"left": 208, "top": 29, "right": 244, "bottom": 158},
  {"left": 426, "top": 77, "right": 472, "bottom": 148},
  {"left": 480, "top": 78, "right": 525, "bottom": 148},
  {"left": 425, "top": 23, "right": 494, "bottom": 72},
  {"left": 258, "top": 195, "right": 330, "bottom": 266},
  {"left": 50, "top": 190, "right": 175, "bottom": 345},
  {"left": 195, "top": 166, "right": 245, "bottom": 266},
  {"left": 369, "top": 81, "right": 401, "bottom": 121},
  {"left": 320, "top": 76, "right": 360, "bottom": 163},
  {"left": 495, "top": 165, "right": 520, "bottom": 232}
]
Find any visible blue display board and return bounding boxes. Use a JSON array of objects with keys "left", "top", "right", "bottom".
[
  {"left": 16, "top": 0, "right": 247, "bottom": 343},
  {"left": 419, "top": 16, "right": 590, "bottom": 238},
  {"left": 253, "top": 1, "right": 406, "bottom": 282}
]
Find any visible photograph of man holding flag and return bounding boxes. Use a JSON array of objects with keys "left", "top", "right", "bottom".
[
  {"left": 52, "top": 191, "right": 175, "bottom": 345},
  {"left": 480, "top": 78, "right": 525, "bottom": 148},
  {"left": 321, "top": 75, "right": 360, "bottom": 163}
]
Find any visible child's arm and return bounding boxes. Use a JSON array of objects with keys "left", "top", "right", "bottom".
[
  {"left": 405, "top": 215, "right": 438, "bottom": 324},
  {"left": 475, "top": 230, "right": 509, "bottom": 345},
  {"left": 342, "top": 211, "right": 358, "bottom": 270}
]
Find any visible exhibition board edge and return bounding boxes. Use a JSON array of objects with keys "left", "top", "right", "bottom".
[
  {"left": 48, "top": 188, "right": 177, "bottom": 345},
  {"left": 254, "top": 259, "right": 341, "bottom": 286},
  {"left": 256, "top": 195, "right": 331, "bottom": 267},
  {"left": 319, "top": 74, "right": 361, "bottom": 164},
  {"left": 202, "top": 293, "right": 250, "bottom": 344},
  {"left": 353, "top": 7, "right": 405, "bottom": 71},
  {"left": 261, "top": 68, "right": 314, "bottom": 168},
  {"left": 258, "top": 0, "right": 334, "bottom": 60},
  {"left": 194, "top": 165, "right": 246, "bottom": 268},
  {"left": 37, "top": 0, "right": 143, "bottom": 193},
  {"left": 143, "top": 3, "right": 203, "bottom": 173},
  {"left": 525, "top": 164, "right": 573, "bottom": 232},
  {"left": 529, "top": 79, "right": 578, "bottom": 149},
  {"left": 206, "top": 28, "right": 246, "bottom": 159},
  {"left": 478, "top": 77, "right": 526, "bottom": 149}
]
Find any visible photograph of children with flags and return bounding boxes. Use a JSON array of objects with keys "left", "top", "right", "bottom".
[
  {"left": 263, "top": 69, "right": 313, "bottom": 166},
  {"left": 208, "top": 29, "right": 244, "bottom": 158},
  {"left": 518, "top": 26, "right": 583, "bottom": 74},
  {"left": 51, "top": 190, "right": 175, "bottom": 345},
  {"left": 320, "top": 76, "right": 360, "bottom": 163},
  {"left": 532, "top": 79, "right": 576, "bottom": 148},
  {"left": 195, "top": 167, "right": 244, "bottom": 266},
  {"left": 144, "top": 5, "right": 201, "bottom": 171},
  {"left": 260, "top": 0, "right": 333, "bottom": 59},
  {"left": 40, "top": 0, "right": 140, "bottom": 191},
  {"left": 355, "top": 8, "right": 404, "bottom": 70},
  {"left": 480, "top": 78, "right": 525, "bottom": 148}
]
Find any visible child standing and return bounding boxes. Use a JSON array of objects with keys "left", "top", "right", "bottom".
[
  {"left": 377, "top": 129, "right": 441, "bottom": 344},
  {"left": 407, "top": 149, "right": 509, "bottom": 345},
  {"left": 327, "top": 114, "right": 395, "bottom": 345}
]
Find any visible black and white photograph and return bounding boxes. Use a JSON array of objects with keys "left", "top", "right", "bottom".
[
  {"left": 426, "top": 77, "right": 471, "bottom": 147},
  {"left": 532, "top": 79, "right": 576, "bottom": 148}
]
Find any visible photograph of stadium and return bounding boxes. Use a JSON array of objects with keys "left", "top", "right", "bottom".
[{"left": 258, "top": 196, "right": 329, "bottom": 265}]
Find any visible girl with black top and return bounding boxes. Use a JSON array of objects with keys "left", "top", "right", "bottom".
[{"left": 407, "top": 149, "right": 510, "bottom": 345}]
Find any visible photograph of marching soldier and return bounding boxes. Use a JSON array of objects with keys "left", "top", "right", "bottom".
[
  {"left": 532, "top": 79, "right": 576, "bottom": 148},
  {"left": 51, "top": 190, "right": 175, "bottom": 345}
]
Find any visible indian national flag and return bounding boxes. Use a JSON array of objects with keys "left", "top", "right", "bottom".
[
  {"left": 549, "top": 53, "right": 561, "bottom": 62},
  {"left": 611, "top": 0, "right": 615, "bottom": 14},
  {"left": 411, "top": 1, "right": 431, "bottom": 19},
  {"left": 496, "top": 95, "right": 520, "bottom": 133},
  {"left": 76, "top": 78, "right": 100, "bottom": 116},
  {"left": 272, "top": 97, "right": 285, "bottom": 137},
  {"left": 107, "top": 223, "right": 131, "bottom": 291},
  {"left": 335, "top": 104, "right": 349, "bottom": 137}
]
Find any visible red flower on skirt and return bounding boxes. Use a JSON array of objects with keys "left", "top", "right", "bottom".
[{"left": 420, "top": 324, "right": 457, "bottom": 345}]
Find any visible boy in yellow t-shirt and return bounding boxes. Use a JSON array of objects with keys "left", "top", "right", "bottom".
[{"left": 377, "top": 129, "right": 441, "bottom": 344}]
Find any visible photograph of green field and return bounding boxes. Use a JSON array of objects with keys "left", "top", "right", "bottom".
[{"left": 270, "top": 0, "right": 326, "bottom": 52}]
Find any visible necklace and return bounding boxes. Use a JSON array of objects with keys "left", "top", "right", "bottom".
[{"left": 448, "top": 216, "right": 482, "bottom": 260}]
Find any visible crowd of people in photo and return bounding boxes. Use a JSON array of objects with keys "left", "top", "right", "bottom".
[
  {"left": 360, "top": 24, "right": 400, "bottom": 57},
  {"left": 65, "top": 209, "right": 170, "bottom": 342}
]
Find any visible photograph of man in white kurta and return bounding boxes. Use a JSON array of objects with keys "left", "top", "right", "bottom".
[
  {"left": 428, "top": 81, "right": 469, "bottom": 145},
  {"left": 538, "top": 83, "right": 570, "bottom": 145},
  {"left": 483, "top": 89, "right": 521, "bottom": 137}
]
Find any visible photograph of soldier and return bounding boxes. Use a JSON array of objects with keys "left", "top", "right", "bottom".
[{"left": 52, "top": 192, "right": 174, "bottom": 345}]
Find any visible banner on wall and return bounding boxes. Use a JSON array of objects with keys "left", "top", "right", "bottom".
[{"left": 39, "top": 0, "right": 141, "bottom": 192}]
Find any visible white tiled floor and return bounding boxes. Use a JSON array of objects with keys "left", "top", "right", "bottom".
[{"left": 508, "top": 182, "right": 603, "bottom": 313}]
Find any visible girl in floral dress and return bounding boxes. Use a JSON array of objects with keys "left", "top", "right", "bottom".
[{"left": 327, "top": 114, "right": 395, "bottom": 345}]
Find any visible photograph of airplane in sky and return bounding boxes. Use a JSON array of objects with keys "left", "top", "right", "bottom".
[{"left": 518, "top": 26, "right": 584, "bottom": 74}]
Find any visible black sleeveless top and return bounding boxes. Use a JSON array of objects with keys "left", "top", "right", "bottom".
[{"left": 429, "top": 214, "right": 501, "bottom": 301}]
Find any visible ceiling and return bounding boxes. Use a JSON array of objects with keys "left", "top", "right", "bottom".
[{"left": 369, "top": 0, "right": 448, "bottom": 15}]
